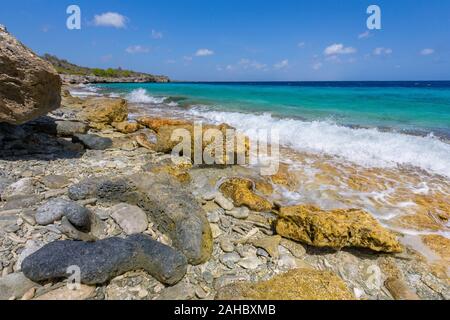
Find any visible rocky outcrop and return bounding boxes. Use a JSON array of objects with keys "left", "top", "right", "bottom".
[
  {"left": 219, "top": 178, "right": 273, "bottom": 212},
  {"left": 275, "top": 205, "right": 402, "bottom": 253},
  {"left": 137, "top": 117, "right": 191, "bottom": 132},
  {"left": 78, "top": 98, "right": 128, "bottom": 130},
  {"left": 112, "top": 121, "right": 140, "bottom": 134},
  {"left": 60, "top": 74, "right": 170, "bottom": 85},
  {"left": 22, "top": 234, "right": 187, "bottom": 286},
  {"left": 0, "top": 26, "right": 61, "bottom": 125},
  {"left": 216, "top": 268, "right": 354, "bottom": 300},
  {"left": 68, "top": 173, "right": 213, "bottom": 265}
]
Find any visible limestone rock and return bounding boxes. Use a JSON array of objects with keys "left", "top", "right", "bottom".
[
  {"left": 55, "top": 120, "right": 88, "bottom": 137},
  {"left": 34, "top": 284, "right": 95, "bottom": 300},
  {"left": 72, "top": 134, "right": 113, "bottom": 150},
  {"left": 1, "top": 178, "right": 34, "bottom": 201},
  {"left": 79, "top": 98, "right": 128, "bottom": 130},
  {"left": 216, "top": 269, "right": 354, "bottom": 300},
  {"left": 112, "top": 121, "right": 140, "bottom": 134},
  {"left": 22, "top": 234, "right": 187, "bottom": 286},
  {"left": 0, "top": 272, "right": 39, "bottom": 300},
  {"left": 0, "top": 26, "right": 61, "bottom": 125},
  {"left": 251, "top": 235, "right": 282, "bottom": 258},
  {"left": 275, "top": 205, "right": 402, "bottom": 253},
  {"left": 137, "top": 117, "right": 191, "bottom": 132},
  {"left": 110, "top": 203, "right": 148, "bottom": 235},
  {"left": 219, "top": 178, "right": 273, "bottom": 212}
]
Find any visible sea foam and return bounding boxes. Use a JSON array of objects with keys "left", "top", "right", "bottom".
[
  {"left": 187, "top": 107, "right": 450, "bottom": 178},
  {"left": 126, "top": 88, "right": 167, "bottom": 104}
]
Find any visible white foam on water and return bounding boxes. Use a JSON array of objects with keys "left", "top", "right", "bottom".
[
  {"left": 126, "top": 88, "right": 167, "bottom": 104},
  {"left": 70, "top": 85, "right": 102, "bottom": 97},
  {"left": 187, "top": 107, "right": 450, "bottom": 178}
]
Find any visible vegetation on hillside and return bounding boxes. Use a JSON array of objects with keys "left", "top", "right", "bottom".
[{"left": 42, "top": 54, "right": 162, "bottom": 79}]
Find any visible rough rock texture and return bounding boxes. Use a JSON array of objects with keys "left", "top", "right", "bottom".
[
  {"left": 0, "top": 26, "right": 61, "bottom": 125},
  {"left": 22, "top": 234, "right": 187, "bottom": 286},
  {"left": 55, "top": 120, "right": 88, "bottom": 137},
  {"left": 72, "top": 134, "right": 113, "bottom": 150},
  {"left": 68, "top": 173, "right": 213, "bottom": 264},
  {"left": 275, "top": 205, "right": 402, "bottom": 253},
  {"left": 137, "top": 117, "right": 191, "bottom": 132},
  {"left": 216, "top": 268, "right": 354, "bottom": 300},
  {"left": 0, "top": 272, "right": 39, "bottom": 300},
  {"left": 79, "top": 98, "right": 128, "bottom": 130},
  {"left": 219, "top": 178, "right": 273, "bottom": 212},
  {"left": 112, "top": 121, "right": 140, "bottom": 134}
]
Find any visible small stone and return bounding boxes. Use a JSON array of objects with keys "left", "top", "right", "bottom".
[
  {"left": 110, "top": 203, "right": 148, "bottom": 235},
  {"left": 210, "top": 224, "right": 222, "bottom": 239},
  {"left": 21, "top": 210, "right": 36, "bottom": 226},
  {"left": 238, "top": 257, "right": 261, "bottom": 270},
  {"left": 157, "top": 281, "right": 195, "bottom": 300},
  {"left": 220, "top": 252, "right": 240, "bottom": 268},
  {"left": 220, "top": 239, "right": 234, "bottom": 253},
  {"left": 280, "top": 238, "right": 306, "bottom": 258},
  {"left": 278, "top": 254, "right": 298, "bottom": 270},
  {"left": 0, "top": 273, "right": 39, "bottom": 300},
  {"left": 41, "top": 175, "right": 70, "bottom": 189},
  {"left": 251, "top": 235, "right": 281, "bottom": 258},
  {"left": 21, "top": 287, "right": 36, "bottom": 300},
  {"left": 5, "top": 224, "right": 20, "bottom": 233},
  {"left": 1, "top": 178, "right": 34, "bottom": 200},
  {"left": 256, "top": 248, "right": 269, "bottom": 258},
  {"left": 137, "top": 288, "right": 149, "bottom": 298},
  {"left": 207, "top": 211, "right": 220, "bottom": 223},
  {"left": 34, "top": 285, "right": 95, "bottom": 300},
  {"left": 202, "top": 191, "right": 217, "bottom": 201},
  {"left": 36, "top": 198, "right": 90, "bottom": 230},
  {"left": 214, "top": 193, "right": 234, "bottom": 211},
  {"left": 72, "top": 134, "right": 113, "bottom": 150},
  {"left": 195, "top": 286, "right": 209, "bottom": 299},
  {"left": 226, "top": 207, "right": 250, "bottom": 220},
  {"left": 60, "top": 216, "right": 97, "bottom": 242}
]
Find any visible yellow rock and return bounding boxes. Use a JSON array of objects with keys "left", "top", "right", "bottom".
[
  {"left": 255, "top": 180, "right": 274, "bottom": 196},
  {"left": 216, "top": 268, "right": 354, "bottom": 300},
  {"left": 80, "top": 98, "right": 128, "bottom": 130},
  {"left": 270, "top": 163, "right": 299, "bottom": 189},
  {"left": 219, "top": 178, "right": 273, "bottom": 212},
  {"left": 137, "top": 117, "right": 191, "bottom": 132},
  {"left": 251, "top": 235, "right": 282, "bottom": 258},
  {"left": 149, "top": 158, "right": 193, "bottom": 184},
  {"left": 275, "top": 205, "right": 402, "bottom": 253},
  {"left": 421, "top": 234, "right": 450, "bottom": 281},
  {"left": 112, "top": 121, "right": 140, "bottom": 134},
  {"left": 135, "top": 133, "right": 155, "bottom": 150}
]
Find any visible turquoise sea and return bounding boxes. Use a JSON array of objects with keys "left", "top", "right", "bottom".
[{"left": 76, "top": 81, "right": 450, "bottom": 177}]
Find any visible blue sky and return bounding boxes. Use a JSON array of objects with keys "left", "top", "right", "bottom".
[{"left": 1, "top": 0, "right": 449, "bottom": 81}]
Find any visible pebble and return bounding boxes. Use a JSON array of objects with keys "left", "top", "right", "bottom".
[
  {"left": 238, "top": 257, "right": 261, "bottom": 270},
  {"left": 110, "top": 203, "right": 148, "bottom": 235},
  {"left": 226, "top": 207, "right": 250, "bottom": 220},
  {"left": 220, "top": 252, "right": 240, "bottom": 268},
  {"left": 210, "top": 224, "right": 222, "bottom": 239},
  {"left": 280, "top": 239, "right": 306, "bottom": 258},
  {"left": 207, "top": 211, "right": 220, "bottom": 223},
  {"left": 195, "top": 286, "right": 209, "bottom": 299},
  {"left": 220, "top": 238, "right": 234, "bottom": 253},
  {"left": 202, "top": 191, "right": 217, "bottom": 201},
  {"left": 214, "top": 193, "right": 234, "bottom": 211}
]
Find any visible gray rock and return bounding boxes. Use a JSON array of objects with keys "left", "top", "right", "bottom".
[
  {"left": 41, "top": 175, "right": 70, "bottom": 189},
  {"left": 220, "top": 252, "right": 241, "bottom": 268},
  {"left": 220, "top": 239, "right": 235, "bottom": 253},
  {"left": 1, "top": 178, "right": 34, "bottom": 201},
  {"left": 15, "top": 240, "right": 43, "bottom": 271},
  {"left": 0, "top": 27, "right": 61, "bottom": 125},
  {"left": 55, "top": 121, "right": 88, "bottom": 137},
  {"left": 35, "top": 198, "right": 90, "bottom": 230},
  {"left": 22, "top": 234, "right": 187, "bottom": 286},
  {"left": 2, "top": 195, "right": 42, "bottom": 210},
  {"left": 68, "top": 173, "right": 213, "bottom": 265},
  {"left": 226, "top": 207, "right": 250, "bottom": 220},
  {"left": 207, "top": 211, "right": 220, "bottom": 223},
  {"left": 59, "top": 216, "right": 97, "bottom": 242},
  {"left": 157, "top": 281, "right": 195, "bottom": 300},
  {"left": 0, "top": 272, "right": 40, "bottom": 300},
  {"left": 72, "top": 134, "right": 113, "bottom": 150},
  {"left": 214, "top": 193, "right": 234, "bottom": 211},
  {"left": 110, "top": 203, "right": 148, "bottom": 235}
]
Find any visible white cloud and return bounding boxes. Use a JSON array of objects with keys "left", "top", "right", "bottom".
[
  {"left": 312, "top": 62, "right": 323, "bottom": 70},
  {"left": 373, "top": 47, "right": 393, "bottom": 55},
  {"left": 94, "top": 12, "right": 127, "bottom": 28},
  {"left": 195, "top": 49, "right": 214, "bottom": 57},
  {"left": 125, "top": 45, "right": 150, "bottom": 54},
  {"left": 324, "top": 43, "right": 356, "bottom": 56},
  {"left": 420, "top": 48, "right": 435, "bottom": 56},
  {"left": 274, "top": 59, "right": 289, "bottom": 70},
  {"left": 297, "top": 42, "right": 305, "bottom": 48},
  {"left": 239, "top": 59, "right": 268, "bottom": 70},
  {"left": 358, "top": 31, "right": 371, "bottom": 39},
  {"left": 151, "top": 29, "right": 163, "bottom": 39}
]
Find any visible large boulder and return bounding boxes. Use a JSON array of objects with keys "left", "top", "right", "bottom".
[
  {"left": 275, "top": 205, "right": 402, "bottom": 253},
  {"left": 79, "top": 98, "right": 128, "bottom": 130},
  {"left": 0, "top": 25, "right": 61, "bottom": 125}
]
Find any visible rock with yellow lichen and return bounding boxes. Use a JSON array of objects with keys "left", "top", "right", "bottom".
[
  {"left": 215, "top": 268, "right": 354, "bottom": 300},
  {"left": 145, "top": 157, "right": 193, "bottom": 184},
  {"left": 275, "top": 205, "right": 402, "bottom": 253},
  {"left": 79, "top": 98, "right": 128, "bottom": 130},
  {"left": 219, "top": 178, "right": 273, "bottom": 212}
]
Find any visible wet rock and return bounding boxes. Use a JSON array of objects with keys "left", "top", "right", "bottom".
[
  {"left": 72, "top": 134, "right": 113, "bottom": 150},
  {"left": 0, "top": 272, "right": 39, "bottom": 300},
  {"left": 216, "top": 269, "right": 354, "bottom": 300},
  {"left": 219, "top": 178, "right": 273, "bottom": 212},
  {"left": 35, "top": 198, "right": 90, "bottom": 230},
  {"left": 1, "top": 178, "right": 34, "bottom": 201},
  {"left": 41, "top": 175, "right": 70, "bottom": 190},
  {"left": 34, "top": 284, "right": 95, "bottom": 300},
  {"left": 214, "top": 193, "right": 234, "bottom": 211},
  {"left": 251, "top": 236, "right": 281, "bottom": 258},
  {"left": 0, "top": 26, "right": 61, "bottom": 125},
  {"left": 68, "top": 173, "right": 213, "bottom": 265},
  {"left": 275, "top": 205, "right": 402, "bottom": 253},
  {"left": 110, "top": 203, "right": 148, "bottom": 235},
  {"left": 79, "top": 98, "right": 128, "bottom": 130},
  {"left": 22, "top": 234, "right": 187, "bottom": 286},
  {"left": 55, "top": 121, "right": 88, "bottom": 137}
]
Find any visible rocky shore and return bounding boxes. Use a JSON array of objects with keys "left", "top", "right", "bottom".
[
  {"left": 60, "top": 74, "right": 170, "bottom": 85},
  {"left": 0, "top": 27, "right": 448, "bottom": 301}
]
